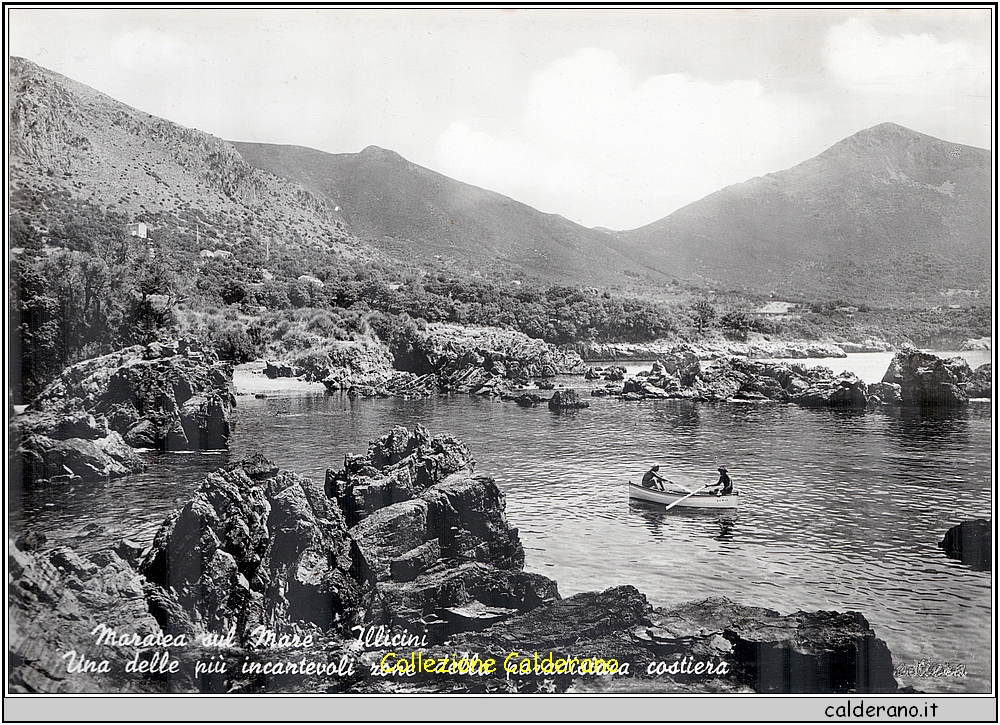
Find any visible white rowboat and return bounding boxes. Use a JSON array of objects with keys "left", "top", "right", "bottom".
[{"left": 628, "top": 482, "right": 740, "bottom": 509}]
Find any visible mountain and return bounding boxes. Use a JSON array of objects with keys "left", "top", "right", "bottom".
[
  {"left": 8, "top": 57, "right": 367, "bottom": 265},
  {"left": 611, "top": 123, "right": 991, "bottom": 303},
  {"left": 232, "top": 141, "right": 657, "bottom": 285}
]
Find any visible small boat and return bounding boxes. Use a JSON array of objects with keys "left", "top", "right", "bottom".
[{"left": 628, "top": 482, "right": 740, "bottom": 509}]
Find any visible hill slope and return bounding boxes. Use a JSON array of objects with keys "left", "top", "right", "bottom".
[
  {"left": 8, "top": 56, "right": 368, "bottom": 265},
  {"left": 612, "top": 123, "right": 992, "bottom": 303},
  {"left": 232, "top": 141, "right": 657, "bottom": 286}
]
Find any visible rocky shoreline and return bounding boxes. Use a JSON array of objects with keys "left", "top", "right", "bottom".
[
  {"left": 12, "top": 340, "right": 235, "bottom": 484},
  {"left": 588, "top": 348, "right": 992, "bottom": 410},
  {"left": 10, "top": 425, "right": 908, "bottom": 695},
  {"left": 11, "top": 330, "right": 991, "bottom": 491}
]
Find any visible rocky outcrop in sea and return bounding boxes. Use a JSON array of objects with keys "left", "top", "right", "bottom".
[
  {"left": 8, "top": 426, "right": 907, "bottom": 695},
  {"left": 881, "top": 350, "right": 991, "bottom": 408},
  {"left": 611, "top": 350, "right": 990, "bottom": 410},
  {"left": 335, "top": 324, "right": 585, "bottom": 399},
  {"left": 12, "top": 340, "right": 235, "bottom": 484},
  {"left": 939, "top": 520, "right": 992, "bottom": 571}
]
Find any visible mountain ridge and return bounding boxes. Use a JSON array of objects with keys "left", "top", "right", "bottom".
[
  {"left": 610, "top": 121, "right": 991, "bottom": 302},
  {"left": 9, "top": 56, "right": 990, "bottom": 304},
  {"left": 232, "top": 140, "right": 661, "bottom": 285}
]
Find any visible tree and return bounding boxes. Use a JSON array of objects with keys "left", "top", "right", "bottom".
[{"left": 691, "top": 299, "right": 716, "bottom": 335}]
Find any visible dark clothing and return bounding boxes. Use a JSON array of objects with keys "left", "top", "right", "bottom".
[
  {"left": 641, "top": 469, "right": 664, "bottom": 490},
  {"left": 716, "top": 471, "right": 733, "bottom": 496}
]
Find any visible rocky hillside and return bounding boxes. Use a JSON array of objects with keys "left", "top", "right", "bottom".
[
  {"left": 8, "top": 56, "right": 370, "bottom": 263},
  {"left": 232, "top": 141, "right": 658, "bottom": 285},
  {"left": 612, "top": 123, "right": 991, "bottom": 304}
]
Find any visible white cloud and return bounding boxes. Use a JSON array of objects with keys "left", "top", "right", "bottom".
[
  {"left": 434, "top": 48, "right": 816, "bottom": 229},
  {"left": 824, "top": 18, "right": 987, "bottom": 97}
]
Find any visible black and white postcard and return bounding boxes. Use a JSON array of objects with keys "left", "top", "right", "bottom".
[{"left": 6, "top": 6, "right": 995, "bottom": 721}]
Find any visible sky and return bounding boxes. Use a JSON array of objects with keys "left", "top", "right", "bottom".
[{"left": 7, "top": 7, "right": 994, "bottom": 230}]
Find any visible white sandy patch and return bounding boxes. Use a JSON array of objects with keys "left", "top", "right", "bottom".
[{"left": 233, "top": 361, "right": 327, "bottom": 396}]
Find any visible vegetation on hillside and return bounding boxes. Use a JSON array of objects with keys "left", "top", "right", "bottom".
[{"left": 9, "top": 192, "right": 990, "bottom": 404}]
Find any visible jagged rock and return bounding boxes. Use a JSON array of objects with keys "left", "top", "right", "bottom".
[
  {"left": 939, "top": 519, "right": 991, "bottom": 571},
  {"left": 329, "top": 425, "right": 558, "bottom": 639},
  {"left": 113, "top": 538, "right": 146, "bottom": 569},
  {"left": 462, "top": 585, "right": 650, "bottom": 653},
  {"left": 722, "top": 607, "right": 899, "bottom": 693},
  {"left": 584, "top": 367, "right": 602, "bottom": 381},
  {"left": 621, "top": 356, "right": 872, "bottom": 410},
  {"left": 320, "top": 341, "right": 396, "bottom": 389},
  {"left": 537, "top": 380, "right": 555, "bottom": 390},
  {"left": 868, "top": 381, "right": 903, "bottom": 405},
  {"left": 15, "top": 530, "right": 47, "bottom": 551},
  {"left": 548, "top": 389, "right": 590, "bottom": 410},
  {"left": 602, "top": 365, "right": 626, "bottom": 382},
  {"left": 387, "top": 323, "right": 585, "bottom": 397},
  {"left": 372, "top": 563, "right": 560, "bottom": 642},
  {"left": 967, "top": 363, "right": 992, "bottom": 399},
  {"left": 623, "top": 378, "right": 669, "bottom": 398},
  {"left": 14, "top": 341, "right": 235, "bottom": 483},
  {"left": 140, "top": 454, "right": 366, "bottom": 645},
  {"left": 657, "top": 351, "right": 702, "bottom": 386},
  {"left": 9, "top": 544, "right": 164, "bottom": 693},
  {"left": 881, "top": 350, "right": 974, "bottom": 409},
  {"left": 513, "top": 393, "right": 544, "bottom": 407},
  {"left": 637, "top": 597, "right": 899, "bottom": 693},
  {"left": 329, "top": 425, "right": 474, "bottom": 525},
  {"left": 18, "top": 431, "right": 144, "bottom": 483},
  {"left": 791, "top": 372, "right": 869, "bottom": 410}
]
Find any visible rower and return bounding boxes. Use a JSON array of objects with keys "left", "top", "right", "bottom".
[
  {"left": 709, "top": 467, "right": 734, "bottom": 497},
  {"left": 641, "top": 465, "right": 667, "bottom": 492}
]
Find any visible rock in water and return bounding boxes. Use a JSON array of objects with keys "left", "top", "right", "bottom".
[
  {"left": 263, "top": 360, "right": 301, "bottom": 379},
  {"left": 328, "top": 425, "right": 560, "bottom": 640},
  {"left": 723, "top": 608, "right": 899, "bottom": 693},
  {"left": 939, "top": 519, "right": 991, "bottom": 571},
  {"left": 881, "top": 350, "right": 974, "bottom": 409},
  {"left": 548, "top": 389, "right": 590, "bottom": 410},
  {"left": 966, "top": 363, "right": 992, "bottom": 399},
  {"left": 13, "top": 340, "right": 236, "bottom": 483}
]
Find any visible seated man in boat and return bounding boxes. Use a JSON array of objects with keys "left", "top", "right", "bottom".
[
  {"left": 708, "top": 467, "right": 734, "bottom": 497},
  {"left": 641, "top": 465, "right": 667, "bottom": 491}
]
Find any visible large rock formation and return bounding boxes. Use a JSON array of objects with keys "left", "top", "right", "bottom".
[
  {"left": 328, "top": 425, "right": 559, "bottom": 640},
  {"left": 548, "top": 389, "right": 590, "bottom": 410},
  {"left": 9, "top": 542, "right": 164, "bottom": 693},
  {"left": 665, "top": 357, "right": 870, "bottom": 409},
  {"left": 355, "top": 323, "right": 585, "bottom": 399},
  {"left": 140, "top": 454, "right": 367, "bottom": 645},
  {"left": 351, "top": 591, "right": 902, "bottom": 694},
  {"left": 641, "top": 597, "right": 899, "bottom": 694},
  {"left": 939, "top": 519, "right": 991, "bottom": 571},
  {"left": 13, "top": 340, "right": 236, "bottom": 483},
  {"left": 880, "top": 350, "right": 981, "bottom": 409},
  {"left": 316, "top": 340, "right": 395, "bottom": 390}
]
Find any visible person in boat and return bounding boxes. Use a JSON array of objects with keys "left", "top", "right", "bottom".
[
  {"left": 641, "top": 465, "right": 667, "bottom": 492},
  {"left": 709, "top": 467, "right": 734, "bottom": 497}
]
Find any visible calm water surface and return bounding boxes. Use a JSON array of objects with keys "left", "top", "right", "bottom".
[{"left": 17, "top": 355, "right": 994, "bottom": 694}]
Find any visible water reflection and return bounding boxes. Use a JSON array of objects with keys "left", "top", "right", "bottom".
[{"left": 628, "top": 499, "right": 740, "bottom": 546}]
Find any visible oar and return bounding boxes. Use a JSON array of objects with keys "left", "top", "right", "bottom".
[{"left": 663, "top": 484, "right": 713, "bottom": 512}]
